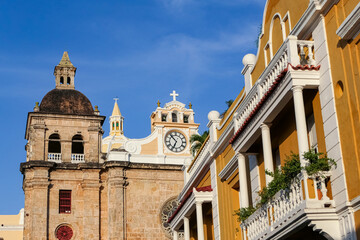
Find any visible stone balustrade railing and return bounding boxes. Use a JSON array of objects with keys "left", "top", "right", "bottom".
[
  {"left": 241, "top": 172, "right": 333, "bottom": 240},
  {"left": 71, "top": 154, "right": 85, "bottom": 163},
  {"left": 234, "top": 36, "right": 315, "bottom": 133},
  {"left": 48, "top": 153, "right": 62, "bottom": 163},
  {"left": 188, "top": 139, "right": 211, "bottom": 176}
]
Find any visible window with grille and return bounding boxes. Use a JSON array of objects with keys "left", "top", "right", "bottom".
[{"left": 59, "top": 190, "right": 71, "bottom": 214}]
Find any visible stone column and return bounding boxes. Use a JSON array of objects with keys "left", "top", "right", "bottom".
[
  {"left": 260, "top": 123, "right": 274, "bottom": 184},
  {"left": 88, "top": 122, "right": 102, "bottom": 162},
  {"left": 173, "top": 230, "right": 179, "bottom": 240},
  {"left": 23, "top": 167, "right": 50, "bottom": 240},
  {"left": 292, "top": 85, "right": 309, "bottom": 165},
  {"left": 237, "top": 153, "right": 249, "bottom": 208},
  {"left": 82, "top": 169, "right": 101, "bottom": 239},
  {"left": 107, "top": 167, "right": 125, "bottom": 240},
  {"left": 292, "top": 85, "right": 310, "bottom": 200},
  {"left": 196, "top": 202, "right": 205, "bottom": 240},
  {"left": 62, "top": 141, "right": 72, "bottom": 163},
  {"left": 184, "top": 217, "right": 190, "bottom": 240}
]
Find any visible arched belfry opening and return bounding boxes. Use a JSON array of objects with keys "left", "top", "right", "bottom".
[
  {"left": 48, "top": 134, "right": 61, "bottom": 153},
  {"left": 172, "top": 112, "right": 178, "bottom": 122},
  {"left": 54, "top": 51, "right": 76, "bottom": 89},
  {"left": 71, "top": 135, "right": 84, "bottom": 154}
]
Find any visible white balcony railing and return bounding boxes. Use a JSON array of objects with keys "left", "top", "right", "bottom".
[
  {"left": 233, "top": 36, "right": 316, "bottom": 134},
  {"left": 188, "top": 139, "right": 211, "bottom": 176},
  {"left": 241, "top": 172, "right": 333, "bottom": 240},
  {"left": 71, "top": 154, "right": 85, "bottom": 163},
  {"left": 47, "top": 153, "right": 62, "bottom": 163}
]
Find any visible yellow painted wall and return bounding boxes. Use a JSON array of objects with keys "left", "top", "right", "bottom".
[
  {"left": 140, "top": 138, "right": 158, "bottom": 155},
  {"left": 0, "top": 211, "right": 23, "bottom": 240},
  {"left": 354, "top": 209, "right": 360, "bottom": 239},
  {"left": 251, "top": 0, "right": 309, "bottom": 83},
  {"left": 217, "top": 89, "right": 245, "bottom": 137},
  {"left": 324, "top": 0, "right": 360, "bottom": 200},
  {"left": 0, "top": 231, "right": 23, "bottom": 240},
  {"left": 271, "top": 15, "right": 283, "bottom": 56},
  {"left": 215, "top": 145, "right": 242, "bottom": 240},
  {"left": 197, "top": 171, "right": 211, "bottom": 188},
  {"left": 312, "top": 92, "right": 327, "bottom": 154}
]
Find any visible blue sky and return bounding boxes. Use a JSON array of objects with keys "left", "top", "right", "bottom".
[{"left": 0, "top": 0, "right": 264, "bottom": 214}]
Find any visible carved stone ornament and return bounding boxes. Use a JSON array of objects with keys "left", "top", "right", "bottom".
[
  {"left": 56, "top": 225, "right": 73, "bottom": 240},
  {"left": 160, "top": 198, "right": 183, "bottom": 239}
]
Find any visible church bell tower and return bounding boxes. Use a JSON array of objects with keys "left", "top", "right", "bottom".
[{"left": 21, "top": 52, "right": 106, "bottom": 240}]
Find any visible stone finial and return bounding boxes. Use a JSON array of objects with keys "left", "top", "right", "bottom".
[
  {"left": 94, "top": 105, "right": 100, "bottom": 115},
  {"left": 34, "top": 102, "right": 40, "bottom": 112},
  {"left": 58, "top": 51, "right": 74, "bottom": 67},
  {"left": 189, "top": 102, "right": 192, "bottom": 109},
  {"left": 157, "top": 100, "right": 161, "bottom": 107}
]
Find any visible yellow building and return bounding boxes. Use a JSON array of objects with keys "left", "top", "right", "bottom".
[
  {"left": 169, "top": 0, "right": 360, "bottom": 239},
  {"left": 0, "top": 209, "right": 24, "bottom": 240}
]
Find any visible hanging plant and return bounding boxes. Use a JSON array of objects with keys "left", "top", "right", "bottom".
[{"left": 235, "top": 149, "right": 336, "bottom": 222}]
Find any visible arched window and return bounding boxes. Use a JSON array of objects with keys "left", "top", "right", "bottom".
[
  {"left": 116, "top": 122, "right": 119, "bottom": 130},
  {"left": 112, "top": 122, "right": 115, "bottom": 131},
  {"left": 172, "top": 112, "right": 177, "bottom": 123},
  {"left": 48, "top": 134, "right": 61, "bottom": 153},
  {"left": 71, "top": 135, "right": 84, "bottom": 154},
  {"left": 60, "top": 77, "right": 64, "bottom": 84},
  {"left": 67, "top": 77, "right": 71, "bottom": 85}
]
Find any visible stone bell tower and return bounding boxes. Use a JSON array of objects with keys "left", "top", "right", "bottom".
[{"left": 21, "top": 52, "right": 106, "bottom": 240}]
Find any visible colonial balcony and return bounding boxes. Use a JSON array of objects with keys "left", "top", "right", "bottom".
[
  {"left": 230, "top": 36, "right": 320, "bottom": 150},
  {"left": 71, "top": 154, "right": 85, "bottom": 163},
  {"left": 240, "top": 172, "right": 340, "bottom": 240},
  {"left": 47, "top": 153, "right": 62, "bottom": 163},
  {"left": 188, "top": 138, "right": 211, "bottom": 177}
]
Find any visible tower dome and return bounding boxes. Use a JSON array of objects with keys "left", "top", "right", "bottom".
[
  {"left": 39, "top": 89, "right": 94, "bottom": 115},
  {"left": 38, "top": 51, "right": 95, "bottom": 115}
]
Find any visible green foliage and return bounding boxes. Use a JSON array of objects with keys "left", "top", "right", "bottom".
[
  {"left": 259, "top": 154, "right": 301, "bottom": 205},
  {"left": 303, "top": 149, "right": 337, "bottom": 176},
  {"left": 220, "top": 99, "right": 234, "bottom": 118},
  {"left": 234, "top": 206, "right": 256, "bottom": 222},
  {"left": 235, "top": 150, "right": 336, "bottom": 222},
  {"left": 189, "top": 131, "right": 209, "bottom": 156}
]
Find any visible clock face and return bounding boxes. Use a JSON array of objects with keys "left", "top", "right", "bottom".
[{"left": 165, "top": 131, "right": 187, "bottom": 152}]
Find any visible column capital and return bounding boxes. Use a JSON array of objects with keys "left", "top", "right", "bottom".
[
  {"left": 291, "top": 85, "right": 304, "bottom": 92},
  {"left": 260, "top": 122, "right": 272, "bottom": 130},
  {"left": 195, "top": 200, "right": 204, "bottom": 206}
]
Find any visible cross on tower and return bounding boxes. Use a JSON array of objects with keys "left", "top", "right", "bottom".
[
  {"left": 170, "top": 90, "right": 179, "bottom": 101},
  {"left": 113, "top": 97, "right": 119, "bottom": 103}
]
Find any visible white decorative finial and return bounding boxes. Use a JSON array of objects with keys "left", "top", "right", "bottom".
[
  {"left": 113, "top": 97, "right": 119, "bottom": 103},
  {"left": 170, "top": 90, "right": 179, "bottom": 101}
]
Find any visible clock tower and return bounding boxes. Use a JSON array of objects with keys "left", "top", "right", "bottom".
[
  {"left": 101, "top": 90, "right": 199, "bottom": 239},
  {"left": 103, "top": 90, "right": 199, "bottom": 163}
]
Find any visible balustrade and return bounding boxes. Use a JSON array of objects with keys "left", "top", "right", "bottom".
[
  {"left": 47, "top": 153, "right": 61, "bottom": 163},
  {"left": 71, "top": 154, "right": 85, "bottom": 163},
  {"left": 234, "top": 36, "right": 316, "bottom": 133},
  {"left": 241, "top": 172, "right": 333, "bottom": 240}
]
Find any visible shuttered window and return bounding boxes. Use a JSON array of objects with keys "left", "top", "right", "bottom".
[{"left": 59, "top": 190, "right": 71, "bottom": 214}]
